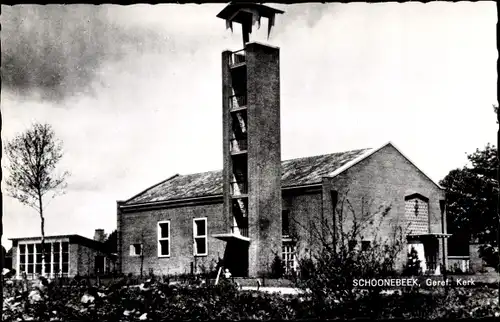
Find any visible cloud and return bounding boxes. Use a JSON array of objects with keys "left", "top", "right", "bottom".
[{"left": 1, "top": 4, "right": 169, "bottom": 102}]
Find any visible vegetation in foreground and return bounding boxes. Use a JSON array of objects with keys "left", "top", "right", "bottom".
[{"left": 2, "top": 274, "right": 500, "bottom": 321}]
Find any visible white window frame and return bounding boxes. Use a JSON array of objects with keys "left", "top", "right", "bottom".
[
  {"left": 17, "top": 239, "right": 70, "bottom": 279},
  {"left": 193, "top": 218, "right": 208, "bottom": 256},
  {"left": 282, "top": 241, "right": 298, "bottom": 274},
  {"left": 129, "top": 243, "right": 143, "bottom": 257},
  {"left": 157, "top": 220, "right": 171, "bottom": 258}
]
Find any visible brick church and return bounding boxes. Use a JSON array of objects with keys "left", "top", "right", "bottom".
[{"left": 116, "top": 3, "right": 450, "bottom": 278}]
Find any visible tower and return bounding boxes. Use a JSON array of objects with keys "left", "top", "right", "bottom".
[{"left": 212, "top": 3, "right": 284, "bottom": 277}]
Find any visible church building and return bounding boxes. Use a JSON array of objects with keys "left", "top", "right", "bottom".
[{"left": 116, "top": 3, "right": 449, "bottom": 278}]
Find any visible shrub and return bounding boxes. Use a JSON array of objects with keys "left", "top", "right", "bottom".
[
  {"left": 270, "top": 254, "right": 285, "bottom": 279},
  {"left": 3, "top": 275, "right": 500, "bottom": 320},
  {"left": 403, "top": 246, "right": 422, "bottom": 276},
  {"left": 292, "top": 194, "right": 406, "bottom": 316},
  {"left": 478, "top": 244, "right": 499, "bottom": 272}
]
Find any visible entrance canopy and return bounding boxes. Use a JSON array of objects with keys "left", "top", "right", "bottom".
[
  {"left": 407, "top": 233, "right": 452, "bottom": 241},
  {"left": 212, "top": 233, "right": 250, "bottom": 243}
]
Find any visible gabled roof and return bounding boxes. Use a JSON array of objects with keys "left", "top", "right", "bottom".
[
  {"left": 124, "top": 148, "right": 369, "bottom": 205},
  {"left": 123, "top": 141, "right": 443, "bottom": 206}
]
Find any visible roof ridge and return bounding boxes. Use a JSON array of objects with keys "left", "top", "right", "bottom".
[
  {"left": 168, "top": 148, "right": 373, "bottom": 177},
  {"left": 282, "top": 147, "right": 371, "bottom": 163},
  {"left": 178, "top": 169, "right": 222, "bottom": 176},
  {"left": 123, "top": 146, "right": 378, "bottom": 204}
]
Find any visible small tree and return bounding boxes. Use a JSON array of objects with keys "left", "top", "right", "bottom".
[
  {"left": 4, "top": 122, "right": 69, "bottom": 273},
  {"left": 292, "top": 191, "right": 406, "bottom": 314},
  {"left": 404, "top": 246, "right": 422, "bottom": 276},
  {"left": 104, "top": 230, "right": 118, "bottom": 253},
  {"left": 270, "top": 254, "right": 285, "bottom": 278}
]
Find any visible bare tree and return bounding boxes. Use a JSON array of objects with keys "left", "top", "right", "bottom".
[
  {"left": 291, "top": 191, "right": 408, "bottom": 309},
  {"left": 4, "top": 122, "right": 69, "bottom": 273}
]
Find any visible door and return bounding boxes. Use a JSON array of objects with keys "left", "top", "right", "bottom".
[{"left": 95, "top": 255, "right": 105, "bottom": 275}]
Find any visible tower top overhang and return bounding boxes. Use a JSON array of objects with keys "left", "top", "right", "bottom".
[
  {"left": 216, "top": 3, "right": 284, "bottom": 22},
  {"left": 217, "top": 3, "right": 284, "bottom": 43}
]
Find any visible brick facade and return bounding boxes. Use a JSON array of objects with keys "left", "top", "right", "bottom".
[
  {"left": 118, "top": 143, "right": 448, "bottom": 277},
  {"left": 119, "top": 202, "right": 226, "bottom": 276}
]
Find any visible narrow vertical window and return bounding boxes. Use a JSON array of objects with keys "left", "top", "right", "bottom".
[
  {"left": 282, "top": 210, "right": 290, "bottom": 237},
  {"left": 19, "top": 244, "right": 26, "bottom": 274},
  {"left": 27, "top": 244, "right": 34, "bottom": 275},
  {"left": 61, "top": 242, "right": 69, "bottom": 276},
  {"left": 193, "top": 218, "right": 208, "bottom": 256},
  {"left": 282, "top": 241, "right": 297, "bottom": 274},
  {"left": 35, "top": 244, "right": 43, "bottom": 274},
  {"left": 43, "top": 243, "right": 51, "bottom": 276},
  {"left": 158, "top": 221, "right": 171, "bottom": 257},
  {"left": 53, "top": 243, "right": 60, "bottom": 277},
  {"left": 330, "top": 190, "right": 338, "bottom": 211}
]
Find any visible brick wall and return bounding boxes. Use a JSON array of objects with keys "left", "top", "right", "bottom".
[
  {"left": 69, "top": 243, "right": 79, "bottom": 277},
  {"left": 245, "top": 42, "right": 282, "bottom": 277},
  {"left": 11, "top": 242, "right": 18, "bottom": 275},
  {"left": 118, "top": 144, "right": 447, "bottom": 276},
  {"left": 469, "top": 243, "right": 486, "bottom": 272},
  {"left": 119, "top": 202, "right": 226, "bottom": 276},
  {"left": 76, "top": 244, "right": 109, "bottom": 276},
  {"left": 328, "top": 144, "right": 446, "bottom": 270}
]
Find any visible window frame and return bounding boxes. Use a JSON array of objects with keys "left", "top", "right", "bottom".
[
  {"left": 157, "top": 220, "right": 171, "bottom": 258},
  {"left": 282, "top": 210, "right": 291, "bottom": 237},
  {"left": 361, "top": 240, "right": 371, "bottom": 251},
  {"left": 129, "top": 243, "right": 143, "bottom": 257},
  {"left": 17, "top": 239, "right": 69, "bottom": 279},
  {"left": 282, "top": 241, "right": 298, "bottom": 274},
  {"left": 193, "top": 217, "right": 208, "bottom": 257}
]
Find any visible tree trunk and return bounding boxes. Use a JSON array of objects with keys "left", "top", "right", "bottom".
[
  {"left": 1, "top": 205, "right": 3, "bottom": 322},
  {"left": 140, "top": 254, "right": 144, "bottom": 278},
  {"left": 497, "top": 110, "right": 500, "bottom": 303},
  {"left": 39, "top": 193, "right": 46, "bottom": 277}
]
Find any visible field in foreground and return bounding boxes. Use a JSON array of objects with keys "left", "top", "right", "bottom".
[{"left": 2, "top": 276, "right": 500, "bottom": 321}]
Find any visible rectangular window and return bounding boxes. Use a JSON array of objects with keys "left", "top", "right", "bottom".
[
  {"left": 19, "top": 244, "right": 26, "bottom": 274},
  {"left": 44, "top": 243, "right": 52, "bottom": 276},
  {"left": 129, "top": 244, "right": 143, "bottom": 256},
  {"left": 193, "top": 218, "right": 208, "bottom": 256},
  {"left": 35, "top": 243, "right": 42, "bottom": 275},
  {"left": 361, "top": 240, "right": 371, "bottom": 251},
  {"left": 61, "top": 242, "right": 69, "bottom": 276},
  {"left": 53, "top": 243, "right": 60, "bottom": 276},
  {"left": 27, "top": 244, "right": 34, "bottom": 276},
  {"left": 158, "top": 221, "right": 171, "bottom": 257},
  {"left": 282, "top": 241, "right": 297, "bottom": 274},
  {"left": 282, "top": 210, "right": 290, "bottom": 237},
  {"left": 331, "top": 190, "right": 338, "bottom": 211}
]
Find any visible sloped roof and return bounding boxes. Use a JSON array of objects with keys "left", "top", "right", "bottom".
[
  {"left": 10, "top": 235, "right": 108, "bottom": 253},
  {"left": 124, "top": 147, "right": 370, "bottom": 205}
]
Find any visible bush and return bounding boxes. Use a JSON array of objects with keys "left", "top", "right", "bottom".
[
  {"left": 2, "top": 274, "right": 500, "bottom": 320},
  {"left": 292, "top": 197, "right": 405, "bottom": 314},
  {"left": 403, "top": 246, "right": 422, "bottom": 276},
  {"left": 270, "top": 255, "right": 285, "bottom": 279},
  {"left": 478, "top": 244, "right": 499, "bottom": 272}
]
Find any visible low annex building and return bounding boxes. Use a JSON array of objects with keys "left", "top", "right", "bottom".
[{"left": 10, "top": 229, "right": 116, "bottom": 279}]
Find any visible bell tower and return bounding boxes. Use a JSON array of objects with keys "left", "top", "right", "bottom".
[{"left": 212, "top": 3, "right": 284, "bottom": 277}]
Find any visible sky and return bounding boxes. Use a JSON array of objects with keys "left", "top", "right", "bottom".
[{"left": 1, "top": 2, "right": 497, "bottom": 249}]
